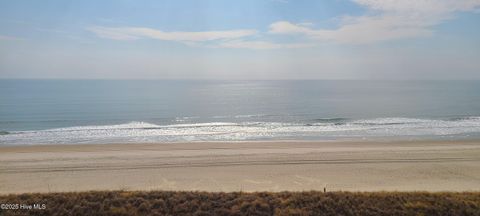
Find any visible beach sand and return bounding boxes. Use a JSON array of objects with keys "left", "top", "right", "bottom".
[{"left": 1, "top": 140, "right": 479, "bottom": 194}]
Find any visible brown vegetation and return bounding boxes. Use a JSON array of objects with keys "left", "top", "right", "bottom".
[{"left": 0, "top": 191, "right": 479, "bottom": 216}]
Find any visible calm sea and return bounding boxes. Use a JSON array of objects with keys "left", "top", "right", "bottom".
[{"left": 1, "top": 80, "right": 480, "bottom": 145}]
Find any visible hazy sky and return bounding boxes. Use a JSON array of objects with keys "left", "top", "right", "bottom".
[{"left": 1, "top": 0, "right": 480, "bottom": 80}]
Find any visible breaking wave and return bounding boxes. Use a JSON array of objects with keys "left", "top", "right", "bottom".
[{"left": 1, "top": 117, "right": 480, "bottom": 145}]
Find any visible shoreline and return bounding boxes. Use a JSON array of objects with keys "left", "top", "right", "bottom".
[
  {"left": 1, "top": 140, "right": 479, "bottom": 194},
  {"left": 2, "top": 136, "right": 480, "bottom": 147}
]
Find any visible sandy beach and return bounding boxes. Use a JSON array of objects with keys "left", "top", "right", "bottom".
[{"left": 1, "top": 140, "right": 479, "bottom": 194}]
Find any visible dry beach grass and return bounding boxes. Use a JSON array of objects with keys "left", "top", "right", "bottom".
[{"left": 1, "top": 191, "right": 479, "bottom": 216}]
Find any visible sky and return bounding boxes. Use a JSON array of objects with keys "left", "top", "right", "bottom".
[{"left": 0, "top": 0, "right": 480, "bottom": 80}]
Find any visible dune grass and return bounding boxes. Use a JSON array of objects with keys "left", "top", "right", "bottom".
[{"left": 0, "top": 191, "right": 479, "bottom": 216}]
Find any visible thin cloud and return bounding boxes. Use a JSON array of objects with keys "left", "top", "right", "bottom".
[
  {"left": 87, "top": 26, "right": 310, "bottom": 50},
  {"left": 87, "top": 25, "right": 311, "bottom": 49},
  {"left": 87, "top": 26, "right": 257, "bottom": 43},
  {"left": 87, "top": 0, "right": 480, "bottom": 48},
  {"left": 218, "top": 40, "right": 312, "bottom": 50},
  {"left": 269, "top": 0, "right": 480, "bottom": 44}
]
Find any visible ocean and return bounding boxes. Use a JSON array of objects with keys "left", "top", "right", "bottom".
[{"left": 1, "top": 79, "right": 480, "bottom": 145}]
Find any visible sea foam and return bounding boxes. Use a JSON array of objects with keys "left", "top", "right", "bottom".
[{"left": 1, "top": 117, "right": 480, "bottom": 145}]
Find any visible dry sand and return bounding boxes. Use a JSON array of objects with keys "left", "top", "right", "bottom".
[{"left": 1, "top": 140, "right": 479, "bottom": 194}]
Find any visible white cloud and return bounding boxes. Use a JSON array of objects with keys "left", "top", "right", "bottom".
[
  {"left": 87, "top": 26, "right": 257, "bottom": 42},
  {"left": 269, "top": 21, "right": 311, "bottom": 35},
  {"left": 87, "top": 26, "right": 311, "bottom": 50},
  {"left": 270, "top": 0, "right": 480, "bottom": 44},
  {"left": 88, "top": 0, "right": 480, "bottom": 48},
  {"left": 353, "top": 0, "right": 480, "bottom": 14},
  {"left": 218, "top": 40, "right": 312, "bottom": 50}
]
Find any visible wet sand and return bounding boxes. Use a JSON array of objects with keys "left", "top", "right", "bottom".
[{"left": 1, "top": 140, "right": 479, "bottom": 194}]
